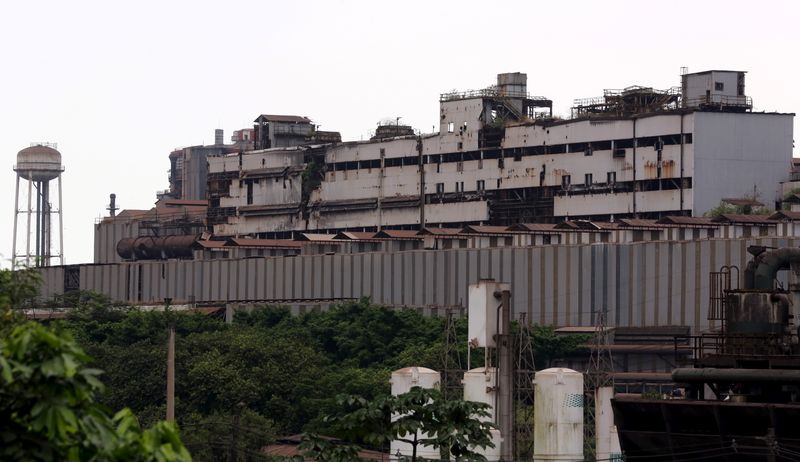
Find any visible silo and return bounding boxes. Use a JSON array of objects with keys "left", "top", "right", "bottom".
[
  {"left": 533, "top": 368, "right": 584, "bottom": 462},
  {"left": 390, "top": 367, "right": 441, "bottom": 461},
  {"left": 463, "top": 367, "right": 503, "bottom": 462}
]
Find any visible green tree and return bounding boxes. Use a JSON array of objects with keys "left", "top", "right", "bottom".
[
  {"left": 321, "top": 386, "right": 495, "bottom": 462},
  {"left": 0, "top": 321, "right": 192, "bottom": 461},
  {"left": 0, "top": 267, "right": 191, "bottom": 461}
]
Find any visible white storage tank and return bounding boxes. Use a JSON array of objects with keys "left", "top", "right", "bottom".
[
  {"left": 463, "top": 367, "right": 503, "bottom": 462},
  {"left": 533, "top": 368, "right": 584, "bottom": 462},
  {"left": 390, "top": 367, "right": 441, "bottom": 461}
]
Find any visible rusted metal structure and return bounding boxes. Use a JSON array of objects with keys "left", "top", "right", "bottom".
[{"left": 613, "top": 246, "right": 800, "bottom": 461}]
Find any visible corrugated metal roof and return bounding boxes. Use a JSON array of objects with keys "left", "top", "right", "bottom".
[
  {"left": 227, "top": 238, "right": 302, "bottom": 248},
  {"left": 713, "top": 214, "right": 777, "bottom": 224},
  {"left": 617, "top": 218, "right": 662, "bottom": 228},
  {"left": 419, "top": 227, "right": 465, "bottom": 237},
  {"left": 295, "top": 233, "right": 338, "bottom": 242},
  {"left": 656, "top": 216, "right": 718, "bottom": 226},
  {"left": 333, "top": 231, "right": 378, "bottom": 240},
  {"left": 769, "top": 210, "right": 800, "bottom": 221},
  {"left": 373, "top": 230, "right": 423, "bottom": 239},
  {"left": 460, "top": 225, "right": 516, "bottom": 234},
  {"left": 507, "top": 223, "right": 559, "bottom": 232}
]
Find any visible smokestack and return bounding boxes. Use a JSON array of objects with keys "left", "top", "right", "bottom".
[
  {"left": 214, "top": 129, "right": 224, "bottom": 146},
  {"left": 108, "top": 193, "right": 118, "bottom": 217}
]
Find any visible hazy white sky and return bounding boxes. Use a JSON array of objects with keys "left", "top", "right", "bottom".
[{"left": 1, "top": 0, "right": 798, "bottom": 267}]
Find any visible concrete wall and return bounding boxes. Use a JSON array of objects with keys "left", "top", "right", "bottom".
[
  {"left": 41, "top": 236, "right": 800, "bottom": 333},
  {"left": 693, "top": 112, "right": 793, "bottom": 215}
]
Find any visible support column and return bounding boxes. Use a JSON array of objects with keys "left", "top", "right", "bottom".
[
  {"left": 26, "top": 175, "right": 32, "bottom": 266},
  {"left": 12, "top": 176, "right": 20, "bottom": 266}
]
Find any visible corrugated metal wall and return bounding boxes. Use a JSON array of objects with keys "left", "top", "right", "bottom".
[{"left": 41, "top": 237, "right": 800, "bottom": 331}]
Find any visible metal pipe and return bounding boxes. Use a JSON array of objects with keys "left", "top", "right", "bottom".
[
  {"left": 673, "top": 367, "right": 800, "bottom": 383},
  {"left": 744, "top": 247, "right": 800, "bottom": 290}
]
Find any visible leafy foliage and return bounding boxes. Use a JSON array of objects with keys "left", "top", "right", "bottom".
[
  {"left": 320, "top": 387, "right": 495, "bottom": 462},
  {"left": 0, "top": 321, "right": 191, "bottom": 461}
]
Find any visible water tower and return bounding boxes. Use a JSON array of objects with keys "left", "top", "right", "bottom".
[{"left": 12, "top": 143, "right": 64, "bottom": 267}]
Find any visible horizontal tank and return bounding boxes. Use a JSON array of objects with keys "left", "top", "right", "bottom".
[
  {"left": 390, "top": 367, "right": 440, "bottom": 461},
  {"left": 534, "top": 368, "right": 584, "bottom": 462},
  {"left": 117, "top": 235, "right": 198, "bottom": 260},
  {"left": 15, "top": 145, "right": 63, "bottom": 181}
]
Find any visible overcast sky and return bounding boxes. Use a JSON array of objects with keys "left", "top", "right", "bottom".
[{"left": 1, "top": 0, "right": 798, "bottom": 267}]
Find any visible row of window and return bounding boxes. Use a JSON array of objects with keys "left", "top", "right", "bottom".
[{"left": 327, "top": 132, "right": 693, "bottom": 172}]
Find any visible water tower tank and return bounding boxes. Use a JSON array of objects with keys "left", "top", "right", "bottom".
[
  {"left": 463, "top": 367, "right": 503, "bottom": 462},
  {"left": 533, "top": 368, "right": 584, "bottom": 462},
  {"left": 15, "top": 145, "right": 62, "bottom": 181},
  {"left": 390, "top": 367, "right": 441, "bottom": 461}
]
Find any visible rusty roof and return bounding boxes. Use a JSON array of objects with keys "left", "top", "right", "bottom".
[
  {"left": 769, "top": 210, "right": 800, "bottom": 221},
  {"left": 712, "top": 214, "right": 777, "bottom": 224},
  {"left": 374, "top": 230, "right": 423, "bottom": 239},
  {"left": 460, "top": 225, "right": 517, "bottom": 234},
  {"left": 254, "top": 114, "right": 312, "bottom": 124},
  {"left": 656, "top": 216, "right": 718, "bottom": 226},
  {"left": 295, "top": 233, "right": 339, "bottom": 242},
  {"left": 556, "top": 220, "right": 618, "bottom": 231},
  {"left": 333, "top": 231, "right": 379, "bottom": 240},
  {"left": 418, "top": 227, "right": 464, "bottom": 236},
  {"left": 227, "top": 238, "right": 302, "bottom": 248},
  {"left": 507, "top": 223, "right": 560, "bottom": 233},
  {"left": 617, "top": 218, "right": 663, "bottom": 228},
  {"left": 191, "top": 240, "right": 226, "bottom": 249}
]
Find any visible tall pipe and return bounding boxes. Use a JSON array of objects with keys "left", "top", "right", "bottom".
[{"left": 743, "top": 248, "right": 800, "bottom": 290}]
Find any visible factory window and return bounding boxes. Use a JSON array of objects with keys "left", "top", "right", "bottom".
[
  {"left": 561, "top": 175, "right": 571, "bottom": 188},
  {"left": 455, "top": 181, "right": 464, "bottom": 192},
  {"left": 607, "top": 171, "right": 616, "bottom": 184},
  {"left": 457, "top": 161, "right": 464, "bottom": 172},
  {"left": 458, "top": 142, "right": 463, "bottom": 150},
  {"left": 584, "top": 146, "right": 593, "bottom": 156},
  {"left": 380, "top": 148, "right": 385, "bottom": 156},
  {"left": 436, "top": 183, "right": 445, "bottom": 194},
  {"left": 584, "top": 173, "right": 593, "bottom": 186},
  {"left": 497, "top": 178, "right": 502, "bottom": 188},
  {"left": 715, "top": 81, "right": 724, "bottom": 91},
  {"left": 246, "top": 180, "right": 254, "bottom": 205},
  {"left": 448, "top": 122, "right": 454, "bottom": 133},
  {"left": 477, "top": 180, "right": 485, "bottom": 191}
]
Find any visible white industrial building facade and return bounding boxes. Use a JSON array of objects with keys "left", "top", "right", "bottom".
[{"left": 203, "top": 70, "right": 793, "bottom": 238}]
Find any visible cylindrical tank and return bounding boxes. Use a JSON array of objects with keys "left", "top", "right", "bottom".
[
  {"left": 390, "top": 367, "right": 441, "bottom": 461},
  {"left": 16, "top": 145, "right": 62, "bottom": 181},
  {"left": 534, "top": 368, "right": 584, "bottom": 462},
  {"left": 725, "top": 292, "right": 790, "bottom": 335},
  {"left": 117, "top": 235, "right": 198, "bottom": 260},
  {"left": 463, "top": 367, "right": 502, "bottom": 462}
]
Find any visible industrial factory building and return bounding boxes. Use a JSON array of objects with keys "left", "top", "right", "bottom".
[
  {"left": 180, "top": 69, "right": 792, "bottom": 239},
  {"left": 33, "top": 68, "right": 798, "bottom": 336}
]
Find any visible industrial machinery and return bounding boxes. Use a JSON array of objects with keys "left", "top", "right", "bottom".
[{"left": 613, "top": 246, "right": 800, "bottom": 461}]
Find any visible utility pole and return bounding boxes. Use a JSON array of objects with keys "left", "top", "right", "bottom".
[
  {"left": 166, "top": 298, "right": 175, "bottom": 422},
  {"left": 513, "top": 313, "right": 537, "bottom": 461},
  {"left": 441, "top": 306, "right": 464, "bottom": 400},
  {"left": 585, "top": 308, "right": 614, "bottom": 461},
  {"left": 496, "top": 289, "right": 514, "bottom": 462}
]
